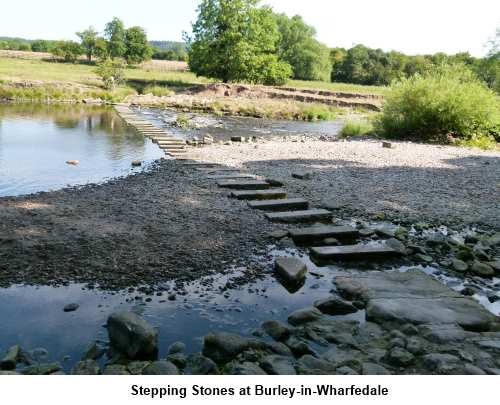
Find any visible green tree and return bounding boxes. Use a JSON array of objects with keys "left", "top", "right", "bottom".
[
  {"left": 77, "top": 26, "right": 98, "bottom": 62},
  {"left": 124, "top": 26, "right": 152, "bottom": 64},
  {"left": 187, "top": 0, "right": 292, "bottom": 85},
  {"left": 95, "top": 58, "right": 125, "bottom": 90},
  {"left": 51, "top": 40, "right": 83, "bottom": 63},
  {"left": 275, "top": 14, "right": 331, "bottom": 82},
  {"left": 94, "top": 37, "right": 109, "bottom": 59},
  {"left": 104, "top": 17, "right": 126, "bottom": 59}
]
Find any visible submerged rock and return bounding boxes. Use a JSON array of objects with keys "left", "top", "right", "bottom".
[
  {"left": 63, "top": 303, "right": 79, "bottom": 312},
  {"left": 107, "top": 311, "right": 158, "bottom": 360},
  {"left": 287, "top": 307, "right": 322, "bottom": 326},
  {"left": 261, "top": 320, "right": 291, "bottom": 342},
  {"left": 314, "top": 296, "right": 358, "bottom": 316}
]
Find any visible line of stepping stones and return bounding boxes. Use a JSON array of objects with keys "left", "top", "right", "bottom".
[
  {"left": 114, "top": 105, "right": 189, "bottom": 159},
  {"left": 179, "top": 160, "right": 498, "bottom": 333}
]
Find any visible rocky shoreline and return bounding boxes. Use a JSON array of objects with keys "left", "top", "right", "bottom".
[{"left": 1, "top": 135, "right": 499, "bottom": 375}]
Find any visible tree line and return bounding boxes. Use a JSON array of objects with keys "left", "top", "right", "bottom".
[{"left": 186, "top": 0, "right": 499, "bottom": 91}]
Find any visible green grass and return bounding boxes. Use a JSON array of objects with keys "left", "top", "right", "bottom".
[
  {"left": 339, "top": 119, "right": 375, "bottom": 138},
  {"left": 142, "top": 85, "right": 173, "bottom": 97},
  {"left": 288, "top": 79, "right": 387, "bottom": 96}
]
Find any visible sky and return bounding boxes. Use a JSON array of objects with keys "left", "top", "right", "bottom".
[{"left": 0, "top": 0, "right": 498, "bottom": 56}]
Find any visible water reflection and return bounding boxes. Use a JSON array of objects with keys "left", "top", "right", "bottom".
[{"left": 0, "top": 104, "right": 164, "bottom": 197}]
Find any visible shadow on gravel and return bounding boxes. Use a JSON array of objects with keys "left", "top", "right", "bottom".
[{"left": 236, "top": 153, "right": 500, "bottom": 229}]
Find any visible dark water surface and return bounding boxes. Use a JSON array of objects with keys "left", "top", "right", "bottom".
[{"left": 0, "top": 104, "right": 164, "bottom": 197}]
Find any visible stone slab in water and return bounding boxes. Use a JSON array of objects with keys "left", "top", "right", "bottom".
[
  {"left": 248, "top": 198, "right": 309, "bottom": 211},
  {"left": 265, "top": 209, "right": 332, "bottom": 223},
  {"left": 310, "top": 244, "right": 400, "bottom": 260},
  {"left": 289, "top": 225, "right": 359, "bottom": 243},
  {"left": 335, "top": 270, "right": 497, "bottom": 332},
  {"left": 217, "top": 179, "right": 270, "bottom": 190},
  {"left": 274, "top": 257, "right": 308, "bottom": 284},
  {"left": 231, "top": 189, "right": 287, "bottom": 200}
]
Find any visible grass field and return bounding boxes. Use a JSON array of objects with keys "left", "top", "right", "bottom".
[{"left": 0, "top": 55, "right": 384, "bottom": 95}]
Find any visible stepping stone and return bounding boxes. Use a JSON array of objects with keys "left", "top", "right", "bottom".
[
  {"left": 289, "top": 225, "right": 359, "bottom": 244},
  {"left": 206, "top": 174, "right": 256, "bottom": 180},
  {"left": 197, "top": 168, "right": 241, "bottom": 173},
  {"left": 230, "top": 189, "right": 287, "bottom": 200},
  {"left": 248, "top": 198, "right": 309, "bottom": 211},
  {"left": 217, "top": 180, "right": 270, "bottom": 190},
  {"left": 335, "top": 270, "right": 498, "bottom": 331},
  {"left": 159, "top": 145, "right": 186, "bottom": 150},
  {"left": 310, "top": 244, "right": 401, "bottom": 261},
  {"left": 265, "top": 209, "right": 332, "bottom": 223}
]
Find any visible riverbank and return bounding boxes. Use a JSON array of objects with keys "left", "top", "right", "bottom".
[{"left": 187, "top": 139, "right": 500, "bottom": 229}]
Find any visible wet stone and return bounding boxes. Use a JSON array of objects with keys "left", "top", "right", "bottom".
[
  {"left": 274, "top": 257, "right": 308, "bottom": 285},
  {"left": 63, "top": 303, "right": 79, "bottom": 312},
  {"left": 471, "top": 261, "right": 495, "bottom": 277},
  {"left": 314, "top": 296, "right": 358, "bottom": 316},
  {"left": 0, "top": 345, "right": 21, "bottom": 370},
  {"left": 386, "top": 347, "right": 414, "bottom": 367},
  {"left": 229, "top": 361, "right": 267, "bottom": 375},
  {"left": 142, "top": 361, "right": 179, "bottom": 375},
  {"left": 107, "top": 311, "right": 158, "bottom": 360},
  {"left": 287, "top": 307, "right": 322, "bottom": 326},
  {"left": 362, "top": 362, "right": 391, "bottom": 375},
  {"left": 71, "top": 359, "right": 101, "bottom": 375},
  {"left": 451, "top": 259, "right": 468, "bottom": 273},
  {"left": 260, "top": 355, "right": 296, "bottom": 375},
  {"left": 202, "top": 332, "right": 266, "bottom": 364},
  {"left": 103, "top": 364, "right": 129, "bottom": 375},
  {"left": 262, "top": 320, "right": 291, "bottom": 342},
  {"left": 187, "top": 354, "right": 218, "bottom": 375}
]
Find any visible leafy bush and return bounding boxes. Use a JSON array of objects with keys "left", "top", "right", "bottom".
[
  {"left": 340, "top": 120, "right": 374, "bottom": 137},
  {"left": 377, "top": 64, "right": 500, "bottom": 143},
  {"left": 95, "top": 58, "right": 125, "bottom": 90}
]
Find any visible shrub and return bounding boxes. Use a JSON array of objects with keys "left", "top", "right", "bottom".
[
  {"left": 377, "top": 64, "right": 500, "bottom": 143},
  {"left": 95, "top": 58, "right": 125, "bottom": 90},
  {"left": 51, "top": 41, "right": 83, "bottom": 63},
  {"left": 340, "top": 120, "right": 374, "bottom": 137}
]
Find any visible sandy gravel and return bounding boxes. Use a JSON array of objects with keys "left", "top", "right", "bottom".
[
  {"left": 188, "top": 139, "right": 500, "bottom": 229},
  {"left": 0, "top": 161, "right": 274, "bottom": 289}
]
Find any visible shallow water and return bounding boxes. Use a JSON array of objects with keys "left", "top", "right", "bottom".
[
  {"left": 0, "top": 104, "right": 164, "bottom": 197},
  {"left": 135, "top": 107, "right": 344, "bottom": 141},
  {"left": 0, "top": 248, "right": 363, "bottom": 371}
]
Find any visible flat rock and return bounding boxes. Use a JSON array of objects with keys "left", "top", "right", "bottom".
[
  {"left": 265, "top": 209, "right": 332, "bottom": 223},
  {"left": 217, "top": 179, "right": 270, "bottom": 190},
  {"left": 107, "top": 311, "right": 158, "bottom": 360},
  {"left": 231, "top": 189, "right": 287, "bottom": 200},
  {"left": 71, "top": 360, "right": 101, "bottom": 375},
  {"left": 229, "top": 362, "right": 267, "bottom": 375},
  {"left": 248, "top": 198, "right": 309, "bottom": 211},
  {"left": 274, "top": 257, "right": 308, "bottom": 284},
  {"left": 289, "top": 225, "right": 359, "bottom": 244},
  {"left": 335, "top": 271, "right": 497, "bottom": 331},
  {"left": 311, "top": 244, "right": 401, "bottom": 261}
]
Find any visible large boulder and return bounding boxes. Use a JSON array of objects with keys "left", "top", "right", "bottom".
[
  {"left": 142, "top": 361, "right": 179, "bottom": 375},
  {"left": 107, "top": 311, "right": 158, "bottom": 360},
  {"left": 314, "top": 297, "right": 358, "bottom": 315},
  {"left": 287, "top": 307, "right": 322, "bottom": 326}
]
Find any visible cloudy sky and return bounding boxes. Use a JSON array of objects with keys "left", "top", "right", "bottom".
[{"left": 1, "top": 0, "right": 498, "bottom": 56}]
